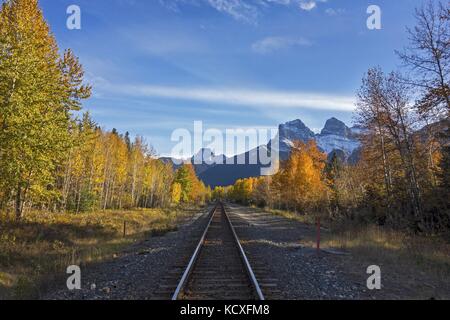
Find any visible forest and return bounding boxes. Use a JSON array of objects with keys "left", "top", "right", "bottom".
[
  {"left": 218, "top": 2, "right": 450, "bottom": 235},
  {"left": 0, "top": 0, "right": 210, "bottom": 221},
  {"left": 0, "top": 0, "right": 449, "bottom": 235}
]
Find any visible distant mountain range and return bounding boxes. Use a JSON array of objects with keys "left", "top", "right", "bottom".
[{"left": 161, "top": 117, "right": 363, "bottom": 187}]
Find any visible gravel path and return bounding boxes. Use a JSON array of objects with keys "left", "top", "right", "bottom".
[
  {"left": 43, "top": 206, "right": 212, "bottom": 300},
  {"left": 226, "top": 204, "right": 371, "bottom": 300}
]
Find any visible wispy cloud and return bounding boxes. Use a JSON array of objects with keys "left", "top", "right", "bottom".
[
  {"left": 101, "top": 83, "right": 355, "bottom": 112},
  {"left": 252, "top": 36, "right": 311, "bottom": 54},
  {"left": 160, "top": 0, "right": 330, "bottom": 23},
  {"left": 325, "top": 7, "right": 345, "bottom": 16},
  {"left": 206, "top": 0, "right": 259, "bottom": 23}
]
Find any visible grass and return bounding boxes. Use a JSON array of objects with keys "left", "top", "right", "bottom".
[
  {"left": 263, "top": 207, "right": 318, "bottom": 225},
  {"left": 0, "top": 206, "right": 202, "bottom": 300},
  {"left": 263, "top": 206, "right": 450, "bottom": 299}
]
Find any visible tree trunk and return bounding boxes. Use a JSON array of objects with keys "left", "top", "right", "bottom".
[
  {"left": 377, "top": 124, "right": 393, "bottom": 213},
  {"left": 15, "top": 183, "right": 22, "bottom": 221}
]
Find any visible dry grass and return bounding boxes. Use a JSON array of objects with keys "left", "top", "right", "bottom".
[
  {"left": 265, "top": 207, "right": 450, "bottom": 299},
  {"left": 0, "top": 206, "right": 201, "bottom": 300},
  {"left": 263, "top": 207, "right": 317, "bottom": 225}
]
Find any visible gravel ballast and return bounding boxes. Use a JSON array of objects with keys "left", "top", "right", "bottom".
[
  {"left": 44, "top": 203, "right": 377, "bottom": 300},
  {"left": 226, "top": 204, "right": 371, "bottom": 300},
  {"left": 43, "top": 207, "right": 212, "bottom": 300}
]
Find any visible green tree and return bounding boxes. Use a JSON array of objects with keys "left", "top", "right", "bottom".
[
  {"left": 0, "top": 0, "right": 90, "bottom": 219},
  {"left": 174, "top": 165, "right": 193, "bottom": 203},
  {"left": 325, "top": 152, "right": 344, "bottom": 212}
]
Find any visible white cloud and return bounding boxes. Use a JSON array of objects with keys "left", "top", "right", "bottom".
[
  {"left": 298, "top": 0, "right": 328, "bottom": 11},
  {"left": 161, "top": 0, "right": 330, "bottom": 23},
  {"left": 252, "top": 36, "right": 311, "bottom": 54},
  {"left": 206, "top": 0, "right": 259, "bottom": 23},
  {"left": 299, "top": 1, "right": 316, "bottom": 11},
  {"left": 103, "top": 84, "right": 355, "bottom": 112}
]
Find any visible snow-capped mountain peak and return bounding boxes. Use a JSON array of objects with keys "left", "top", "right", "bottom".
[
  {"left": 278, "top": 119, "right": 315, "bottom": 153},
  {"left": 275, "top": 117, "right": 361, "bottom": 160}
]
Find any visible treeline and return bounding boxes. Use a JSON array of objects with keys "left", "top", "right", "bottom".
[
  {"left": 58, "top": 116, "right": 210, "bottom": 213},
  {"left": 58, "top": 115, "right": 176, "bottom": 212},
  {"left": 218, "top": 1, "right": 450, "bottom": 234},
  {"left": 214, "top": 141, "right": 330, "bottom": 217},
  {"left": 0, "top": 0, "right": 209, "bottom": 219}
]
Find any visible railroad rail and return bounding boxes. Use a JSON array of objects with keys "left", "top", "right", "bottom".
[{"left": 171, "top": 202, "right": 265, "bottom": 300}]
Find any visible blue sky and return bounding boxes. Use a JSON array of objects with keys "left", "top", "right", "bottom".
[{"left": 39, "top": 0, "right": 424, "bottom": 156}]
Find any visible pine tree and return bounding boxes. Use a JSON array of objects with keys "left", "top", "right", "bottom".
[{"left": 325, "top": 152, "right": 343, "bottom": 213}]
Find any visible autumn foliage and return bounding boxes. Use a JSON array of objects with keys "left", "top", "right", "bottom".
[
  {"left": 223, "top": 140, "right": 330, "bottom": 217},
  {"left": 0, "top": 0, "right": 209, "bottom": 219},
  {"left": 217, "top": 1, "right": 450, "bottom": 235}
]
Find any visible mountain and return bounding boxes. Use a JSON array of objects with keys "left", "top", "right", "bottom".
[
  {"left": 162, "top": 117, "right": 448, "bottom": 187},
  {"left": 160, "top": 148, "right": 226, "bottom": 176},
  {"left": 320, "top": 117, "right": 352, "bottom": 137},
  {"left": 278, "top": 119, "right": 315, "bottom": 154},
  {"left": 199, "top": 146, "right": 270, "bottom": 187},
  {"left": 192, "top": 148, "right": 227, "bottom": 175},
  {"left": 315, "top": 118, "right": 361, "bottom": 157},
  {"left": 277, "top": 117, "right": 361, "bottom": 160},
  {"left": 162, "top": 117, "right": 361, "bottom": 187}
]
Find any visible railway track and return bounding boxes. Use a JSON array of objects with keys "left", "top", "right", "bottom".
[{"left": 172, "top": 203, "right": 265, "bottom": 300}]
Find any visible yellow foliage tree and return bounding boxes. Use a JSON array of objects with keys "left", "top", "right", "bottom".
[
  {"left": 276, "top": 140, "right": 328, "bottom": 214},
  {"left": 171, "top": 182, "right": 182, "bottom": 205}
]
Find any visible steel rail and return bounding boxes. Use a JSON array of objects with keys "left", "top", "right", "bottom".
[
  {"left": 171, "top": 204, "right": 218, "bottom": 300},
  {"left": 172, "top": 202, "right": 265, "bottom": 300},
  {"left": 221, "top": 203, "right": 265, "bottom": 301}
]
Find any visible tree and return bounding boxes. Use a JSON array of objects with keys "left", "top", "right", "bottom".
[
  {"left": 171, "top": 182, "right": 182, "bottom": 205},
  {"left": 229, "top": 178, "right": 255, "bottom": 205},
  {"left": 212, "top": 186, "right": 226, "bottom": 201},
  {"left": 396, "top": 0, "right": 449, "bottom": 232},
  {"left": 355, "top": 67, "right": 394, "bottom": 214},
  {"left": 356, "top": 68, "right": 427, "bottom": 224},
  {"left": 173, "top": 164, "right": 208, "bottom": 204},
  {"left": 128, "top": 136, "right": 146, "bottom": 207},
  {"left": 174, "top": 165, "right": 193, "bottom": 203},
  {"left": 0, "top": 0, "right": 90, "bottom": 219},
  {"left": 397, "top": 0, "right": 450, "bottom": 117},
  {"left": 325, "top": 152, "right": 344, "bottom": 214},
  {"left": 0, "top": 1, "right": 208, "bottom": 217},
  {"left": 252, "top": 177, "right": 271, "bottom": 208},
  {"left": 437, "top": 126, "right": 450, "bottom": 197},
  {"left": 274, "top": 140, "right": 328, "bottom": 214}
]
